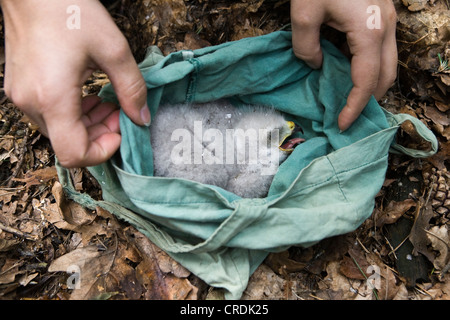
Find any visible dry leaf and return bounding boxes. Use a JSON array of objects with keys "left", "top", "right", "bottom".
[
  {"left": 0, "top": 238, "right": 20, "bottom": 252},
  {"left": 265, "top": 250, "right": 306, "bottom": 276},
  {"left": 426, "top": 273, "right": 450, "bottom": 300},
  {"left": 48, "top": 245, "right": 116, "bottom": 300},
  {"left": 435, "top": 101, "right": 449, "bottom": 112},
  {"left": 426, "top": 225, "right": 449, "bottom": 270},
  {"left": 130, "top": 230, "right": 197, "bottom": 300},
  {"left": 409, "top": 202, "right": 436, "bottom": 262},
  {"left": 375, "top": 199, "right": 416, "bottom": 227},
  {"left": 424, "top": 105, "right": 450, "bottom": 127},
  {"left": 13, "top": 166, "right": 57, "bottom": 188},
  {"left": 51, "top": 181, "right": 96, "bottom": 227},
  {"left": 241, "top": 264, "right": 287, "bottom": 300},
  {"left": 0, "top": 259, "right": 22, "bottom": 284}
]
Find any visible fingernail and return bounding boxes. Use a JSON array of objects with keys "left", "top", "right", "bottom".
[{"left": 140, "top": 104, "right": 151, "bottom": 126}]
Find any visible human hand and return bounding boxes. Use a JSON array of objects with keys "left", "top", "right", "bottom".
[
  {"left": 1, "top": 0, "right": 149, "bottom": 168},
  {"left": 290, "top": 0, "right": 397, "bottom": 131}
]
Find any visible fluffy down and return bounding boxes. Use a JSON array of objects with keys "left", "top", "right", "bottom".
[{"left": 149, "top": 100, "right": 302, "bottom": 198}]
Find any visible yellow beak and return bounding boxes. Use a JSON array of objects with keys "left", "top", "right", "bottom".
[{"left": 279, "top": 121, "right": 305, "bottom": 152}]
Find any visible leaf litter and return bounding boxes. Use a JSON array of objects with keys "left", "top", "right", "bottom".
[{"left": 0, "top": 0, "right": 449, "bottom": 300}]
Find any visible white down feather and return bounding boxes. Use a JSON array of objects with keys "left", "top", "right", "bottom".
[{"left": 149, "top": 100, "right": 300, "bottom": 198}]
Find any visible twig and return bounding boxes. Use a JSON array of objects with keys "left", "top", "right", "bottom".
[
  {"left": 397, "top": 33, "right": 429, "bottom": 46},
  {"left": 389, "top": 235, "right": 409, "bottom": 257},
  {"left": 356, "top": 237, "right": 370, "bottom": 254},
  {"left": 423, "top": 228, "right": 450, "bottom": 250},
  {"left": 6, "top": 127, "right": 30, "bottom": 188},
  {"left": 385, "top": 235, "right": 398, "bottom": 260},
  {"left": 0, "top": 221, "right": 37, "bottom": 241}
]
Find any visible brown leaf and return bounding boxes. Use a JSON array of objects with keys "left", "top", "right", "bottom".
[
  {"left": 0, "top": 258, "right": 23, "bottom": 285},
  {"left": 69, "top": 168, "right": 84, "bottom": 191},
  {"left": 340, "top": 245, "right": 372, "bottom": 281},
  {"left": 130, "top": 230, "right": 197, "bottom": 300},
  {"left": 265, "top": 251, "right": 306, "bottom": 276},
  {"left": 0, "top": 238, "right": 20, "bottom": 252},
  {"left": 426, "top": 273, "right": 450, "bottom": 300},
  {"left": 175, "top": 32, "right": 211, "bottom": 51},
  {"left": 241, "top": 264, "right": 287, "bottom": 300},
  {"left": 424, "top": 105, "right": 450, "bottom": 127},
  {"left": 409, "top": 202, "right": 435, "bottom": 262},
  {"left": 51, "top": 181, "right": 96, "bottom": 227},
  {"left": 48, "top": 245, "right": 116, "bottom": 300},
  {"left": 426, "top": 225, "right": 449, "bottom": 270},
  {"left": 435, "top": 101, "right": 449, "bottom": 113},
  {"left": 375, "top": 199, "right": 416, "bottom": 227},
  {"left": 340, "top": 255, "right": 367, "bottom": 280},
  {"left": 13, "top": 166, "right": 57, "bottom": 188}
]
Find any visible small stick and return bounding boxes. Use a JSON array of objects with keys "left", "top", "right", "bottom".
[
  {"left": 0, "top": 221, "right": 37, "bottom": 241},
  {"left": 6, "top": 127, "right": 30, "bottom": 188}
]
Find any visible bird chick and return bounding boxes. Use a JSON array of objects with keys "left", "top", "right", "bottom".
[{"left": 149, "top": 100, "right": 304, "bottom": 198}]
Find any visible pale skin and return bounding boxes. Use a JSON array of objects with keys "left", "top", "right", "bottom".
[{"left": 0, "top": 0, "right": 397, "bottom": 168}]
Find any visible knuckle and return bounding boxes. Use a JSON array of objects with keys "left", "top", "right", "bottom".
[
  {"left": 385, "top": 4, "right": 397, "bottom": 24},
  {"left": 109, "top": 39, "right": 133, "bottom": 62},
  {"left": 382, "top": 70, "right": 397, "bottom": 89},
  {"left": 121, "top": 75, "right": 147, "bottom": 105},
  {"left": 386, "top": 71, "right": 397, "bottom": 86},
  {"left": 292, "top": 46, "right": 319, "bottom": 61},
  {"left": 291, "top": 12, "right": 314, "bottom": 29},
  {"left": 6, "top": 88, "right": 27, "bottom": 108}
]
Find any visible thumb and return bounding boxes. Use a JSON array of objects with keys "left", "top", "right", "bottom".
[{"left": 98, "top": 43, "right": 150, "bottom": 126}]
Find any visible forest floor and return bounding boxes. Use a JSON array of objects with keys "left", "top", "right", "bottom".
[{"left": 0, "top": 0, "right": 449, "bottom": 300}]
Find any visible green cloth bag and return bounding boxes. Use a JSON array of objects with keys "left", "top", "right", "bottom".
[{"left": 56, "top": 31, "right": 438, "bottom": 299}]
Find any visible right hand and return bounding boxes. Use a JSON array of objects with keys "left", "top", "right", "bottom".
[{"left": 1, "top": 0, "right": 149, "bottom": 168}]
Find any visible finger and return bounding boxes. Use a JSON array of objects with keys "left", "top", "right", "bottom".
[
  {"left": 373, "top": 19, "right": 397, "bottom": 100},
  {"left": 290, "top": 0, "right": 324, "bottom": 69},
  {"left": 81, "top": 95, "right": 102, "bottom": 114},
  {"left": 94, "top": 40, "right": 149, "bottom": 127},
  {"left": 81, "top": 98, "right": 119, "bottom": 128},
  {"left": 86, "top": 109, "right": 120, "bottom": 142},
  {"left": 44, "top": 90, "right": 121, "bottom": 168},
  {"left": 338, "top": 35, "right": 382, "bottom": 131}
]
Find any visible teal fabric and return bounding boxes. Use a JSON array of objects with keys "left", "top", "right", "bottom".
[{"left": 56, "top": 31, "right": 438, "bottom": 299}]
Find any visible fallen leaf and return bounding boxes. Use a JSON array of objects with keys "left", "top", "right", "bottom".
[
  {"left": 48, "top": 245, "right": 116, "bottom": 300},
  {"left": 265, "top": 250, "right": 306, "bottom": 276},
  {"left": 435, "top": 101, "right": 449, "bottom": 112},
  {"left": 0, "top": 259, "right": 22, "bottom": 285},
  {"left": 130, "top": 229, "right": 197, "bottom": 300},
  {"left": 409, "top": 202, "right": 436, "bottom": 262},
  {"left": 18, "top": 273, "right": 38, "bottom": 286},
  {"left": 0, "top": 238, "right": 20, "bottom": 252},
  {"left": 424, "top": 105, "right": 450, "bottom": 127},
  {"left": 51, "top": 181, "right": 96, "bottom": 227},
  {"left": 375, "top": 199, "right": 416, "bottom": 227},
  {"left": 424, "top": 273, "right": 450, "bottom": 300},
  {"left": 13, "top": 166, "right": 58, "bottom": 188},
  {"left": 241, "top": 264, "right": 287, "bottom": 300},
  {"left": 426, "top": 225, "right": 449, "bottom": 270}
]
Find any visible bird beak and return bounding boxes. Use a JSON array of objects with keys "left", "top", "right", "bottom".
[{"left": 279, "top": 121, "right": 305, "bottom": 152}]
